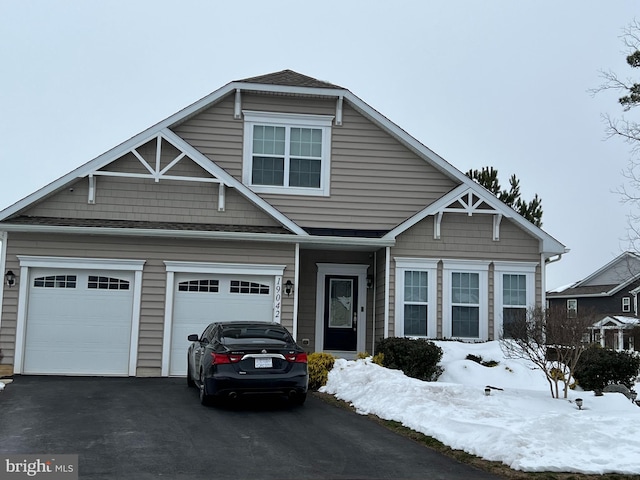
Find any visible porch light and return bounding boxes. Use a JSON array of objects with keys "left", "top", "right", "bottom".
[
  {"left": 575, "top": 398, "right": 583, "bottom": 410},
  {"left": 4, "top": 270, "right": 16, "bottom": 287},
  {"left": 284, "top": 280, "right": 294, "bottom": 297},
  {"left": 367, "top": 275, "right": 374, "bottom": 289}
]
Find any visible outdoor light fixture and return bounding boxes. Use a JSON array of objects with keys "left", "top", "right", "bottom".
[
  {"left": 367, "top": 275, "right": 374, "bottom": 289},
  {"left": 631, "top": 390, "right": 637, "bottom": 403},
  {"left": 575, "top": 398, "right": 583, "bottom": 410},
  {"left": 4, "top": 270, "right": 16, "bottom": 288},
  {"left": 284, "top": 280, "right": 293, "bottom": 297},
  {"left": 484, "top": 386, "right": 491, "bottom": 396}
]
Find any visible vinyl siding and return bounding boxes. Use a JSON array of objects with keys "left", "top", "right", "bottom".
[
  {"left": 172, "top": 92, "right": 458, "bottom": 231},
  {"left": 0, "top": 233, "right": 296, "bottom": 374}
]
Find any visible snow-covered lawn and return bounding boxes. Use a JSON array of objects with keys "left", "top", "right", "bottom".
[{"left": 320, "top": 341, "right": 640, "bottom": 475}]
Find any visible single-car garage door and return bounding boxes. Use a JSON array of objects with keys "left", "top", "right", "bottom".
[
  {"left": 169, "top": 273, "right": 275, "bottom": 376},
  {"left": 23, "top": 268, "right": 135, "bottom": 375}
]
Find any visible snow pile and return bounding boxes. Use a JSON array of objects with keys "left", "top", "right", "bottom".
[{"left": 321, "top": 341, "right": 640, "bottom": 474}]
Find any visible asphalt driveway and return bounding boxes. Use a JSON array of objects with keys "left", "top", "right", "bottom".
[{"left": 0, "top": 376, "right": 501, "bottom": 480}]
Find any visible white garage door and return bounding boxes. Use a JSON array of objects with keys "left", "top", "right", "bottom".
[
  {"left": 23, "top": 268, "right": 135, "bottom": 375},
  {"left": 169, "top": 273, "right": 274, "bottom": 376}
]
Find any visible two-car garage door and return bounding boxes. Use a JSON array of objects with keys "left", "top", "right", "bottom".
[{"left": 23, "top": 268, "right": 135, "bottom": 375}]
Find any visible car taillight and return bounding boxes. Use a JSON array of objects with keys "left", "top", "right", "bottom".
[
  {"left": 211, "top": 353, "right": 242, "bottom": 365},
  {"left": 285, "top": 352, "right": 307, "bottom": 363}
]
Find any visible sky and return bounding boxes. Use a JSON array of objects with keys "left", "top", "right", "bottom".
[
  {"left": 1, "top": 1, "right": 639, "bottom": 289},
  {"left": 321, "top": 341, "right": 640, "bottom": 474}
]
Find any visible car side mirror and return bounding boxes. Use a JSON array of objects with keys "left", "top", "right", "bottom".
[{"left": 187, "top": 334, "right": 199, "bottom": 342}]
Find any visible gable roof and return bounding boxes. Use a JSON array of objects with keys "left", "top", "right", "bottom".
[
  {"left": 0, "top": 70, "right": 567, "bottom": 255},
  {"left": 547, "top": 251, "right": 640, "bottom": 298}
]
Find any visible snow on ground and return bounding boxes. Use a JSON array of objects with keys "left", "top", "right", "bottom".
[{"left": 320, "top": 341, "right": 640, "bottom": 474}]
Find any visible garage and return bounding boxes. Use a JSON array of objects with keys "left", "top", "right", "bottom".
[
  {"left": 168, "top": 272, "right": 276, "bottom": 376},
  {"left": 21, "top": 266, "right": 138, "bottom": 375}
]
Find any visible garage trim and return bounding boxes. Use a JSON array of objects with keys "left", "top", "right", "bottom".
[
  {"left": 14, "top": 255, "right": 146, "bottom": 375},
  {"left": 161, "top": 261, "right": 286, "bottom": 376}
]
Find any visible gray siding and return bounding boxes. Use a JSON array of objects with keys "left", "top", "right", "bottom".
[
  {"left": 0, "top": 233, "right": 296, "bottom": 375},
  {"left": 173, "top": 92, "right": 458, "bottom": 231}
]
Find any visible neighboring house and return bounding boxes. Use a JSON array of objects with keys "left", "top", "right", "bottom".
[
  {"left": 547, "top": 251, "right": 640, "bottom": 351},
  {"left": 0, "top": 70, "right": 566, "bottom": 377}
]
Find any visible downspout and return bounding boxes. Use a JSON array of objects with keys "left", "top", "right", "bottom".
[
  {"left": 0, "top": 231, "right": 7, "bottom": 333},
  {"left": 292, "top": 243, "right": 300, "bottom": 341},
  {"left": 384, "top": 246, "right": 390, "bottom": 338},
  {"left": 371, "top": 250, "right": 377, "bottom": 355}
]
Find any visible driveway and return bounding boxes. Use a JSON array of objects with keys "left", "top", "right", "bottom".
[{"left": 0, "top": 377, "right": 501, "bottom": 480}]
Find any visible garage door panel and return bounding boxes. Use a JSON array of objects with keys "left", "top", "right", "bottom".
[
  {"left": 24, "top": 269, "right": 134, "bottom": 375},
  {"left": 169, "top": 274, "right": 275, "bottom": 376}
]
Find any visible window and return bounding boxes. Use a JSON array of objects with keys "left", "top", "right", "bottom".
[
  {"left": 395, "top": 259, "right": 438, "bottom": 337},
  {"left": 230, "top": 280, "right": 270, "bottom": 295},
  {"left": 178, "top": 279, "right": 219, "bottom": 293},
  {"left": 33, "top": 275, "right": 77, "bottom": 288},
  {"left": 567, "top": 299, "right": 577, "bottom": 318},
  {"left": 443, "top": 260, "right": 489, "bottom": 340},
  {"left": 243, "top": 111, "right": 333, "bottom": 196},
  {"left": 403, "top": 271, "right": 429, "bottom": 336},
  {"left": 88, "top": 275, "right": 130, "bottom": 290},
  {"left": 622, "top": 296, "right": 631, "bottom": 313},
  {"left": 502, "top": 274, "right": 527, "bottom": 337},
  {"left": 451, "top": 272, "right": 480, "bottom": 338}
]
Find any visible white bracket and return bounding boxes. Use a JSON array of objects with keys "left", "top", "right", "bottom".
[
  {"left": 234, "top": 89, "right": 242, "bottom": 119},
  {"left": 434, "top": 212, "right": 443, "bottom": 239},
  {"left": 88, "top": 174, "right": 96, "bottom": 204},
  {"left": 335, "top": 96, "right": 343, "bottom": 126},
  {"left": 493, "top": 214, "right": 502, "bottom": 241},
  {"left": 218, "top": 183, "right": 226, "bottom": 212}
]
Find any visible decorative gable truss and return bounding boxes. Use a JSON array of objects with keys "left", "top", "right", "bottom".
[
  {"left": 434, "top": 188, "right": 502, "bottom": 241},
  {"left": 86, "top": 131, "right": 228, "bottom": 211}
]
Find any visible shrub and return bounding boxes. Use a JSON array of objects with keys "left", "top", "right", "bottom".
[
  {"left": 465, "top": 353, "right": 499, "bottom": 367},
  {"left": 573, "top": 344, "right": 640, "bottom": 392},
  {"left": 356, "top": 351, "right": 385, "bottom": 366},
  {"left": 375, "top": 337, "right": 443, "bottom": 381},
  {"left": 307, "top": 352, "right": 336, "bottom": 390}
]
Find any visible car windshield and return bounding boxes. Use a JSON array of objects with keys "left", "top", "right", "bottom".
[{"left": 220, "top": 326, "right": 292, "bottom": 346}]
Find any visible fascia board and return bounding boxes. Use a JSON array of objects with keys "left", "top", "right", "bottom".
[
  {"left": 0, "top": 223, "right": 395, "bottom": 247},
  {"left": 159, "top": 129, "right": 307, "bottom": 236}
]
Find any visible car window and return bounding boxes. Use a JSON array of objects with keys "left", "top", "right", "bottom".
[
  {"left": 220, "top": 326, "right": 292, "bottom": 345},
  {"left": 201, "top": 324, "right": 215, "bottom": 342}
]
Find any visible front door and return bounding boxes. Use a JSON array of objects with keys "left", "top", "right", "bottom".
[{"left": 324, "top": 275, "right": 358, "bottom": 351}]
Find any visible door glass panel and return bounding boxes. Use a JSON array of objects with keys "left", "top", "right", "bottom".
[{"left": 328, "top": 278, "right": 353, "bottom": 328}]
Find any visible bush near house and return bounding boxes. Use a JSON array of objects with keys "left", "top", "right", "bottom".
[
  {"left": 375, "top": 337, "right": 443, "bottom": 382},
  {"left": 307, "top": 352, "right": 336, "bottom": 390},
  {"left": 573, "top": 344, "right": 640, "bottom": 392}
]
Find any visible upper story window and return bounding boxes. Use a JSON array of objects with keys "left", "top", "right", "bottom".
[
  {"left": 242, "top": 111, "right": 333, "bottom": 196},
  {"left": 567, "top": 299, "right": 577, "bottom": 318},
  {"left": 622, "top": 296, "right": 631, "bottom": 313}
]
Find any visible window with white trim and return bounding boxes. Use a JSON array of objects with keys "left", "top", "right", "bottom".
[
  {"left": 88, "top": 275, "right": 130, "bottom": 290},
  {"left": 493, "top": 262, "right": 536, "bottom": 340},
  {"left": 442, "top": 260, "right": 489, "bottom": 340},
  {"left": 622, "top": 296, "right": 631, "bottom": 313},
  {"left": 501, "top": 274, "right": 527, "bottom": 337},
  {"left": 230, "top": 280, "right": 270, "bottom": 295},
  {"left": 567, "top": 299, "right": 577, "bottom": 318},
  {"left": 394, "top": 258, "right": 438, "bottom": 338},
  {"left": 33, "top": 275, "right": 77, "bottom": 288},
  {"left": 242, "top": 111, "right": 333, "bottom": 196}
]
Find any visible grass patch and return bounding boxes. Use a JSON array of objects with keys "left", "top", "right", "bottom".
[{"left": 312, "top": 392, "right": 637, "bottom": 480}]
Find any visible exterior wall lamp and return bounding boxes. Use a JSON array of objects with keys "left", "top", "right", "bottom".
[
  {"left": 367, "top": 275, "right": 374, "bottom": 289},
  {"left": 284, "top": 280, "right": 293, "bottom": 296},
  {"left": 5, "top": 270, "right": 16, "bottom": 287}
]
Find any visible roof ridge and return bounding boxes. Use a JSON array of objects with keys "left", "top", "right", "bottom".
[{"left": 236, "top": 69, "right": 343, "bottom": 89}]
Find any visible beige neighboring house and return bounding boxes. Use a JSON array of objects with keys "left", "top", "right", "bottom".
[{"left": 0, "top": 70, "right": 567, "bottom": 377}]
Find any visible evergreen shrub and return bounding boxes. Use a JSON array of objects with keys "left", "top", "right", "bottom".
[{"left": 375, "top": 337, "right": 443, "bottom": 381}]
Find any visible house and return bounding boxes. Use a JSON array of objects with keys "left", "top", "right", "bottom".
[
  {"left": 0, "top": 70, "right": 567, "bottom": 377},
  {"left": 547, "top": 251, "right": 640, "bottom": 351}
]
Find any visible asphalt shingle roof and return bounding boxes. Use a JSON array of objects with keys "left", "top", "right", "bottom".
[{"left": 236, "top": 69, "right": 344, "bottom": 89}]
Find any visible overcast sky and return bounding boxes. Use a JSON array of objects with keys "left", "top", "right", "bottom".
[{"left": 1, "top": 1, "right": 638, "bottom": 289}]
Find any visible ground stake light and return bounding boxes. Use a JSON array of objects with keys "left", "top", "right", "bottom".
[{"left": 575, "top": 398, "right": 583, "bottom": 410}]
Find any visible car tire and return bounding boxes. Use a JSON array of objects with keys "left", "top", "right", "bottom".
[
  {"left": 187, "top": 360, "right": 196, "bottom": 388},
  {"left": 199, "top": 371, "right": 212, "bottom": 406},
  {"left": 291, "top": 392, "right": 307, "bottom": 406}
]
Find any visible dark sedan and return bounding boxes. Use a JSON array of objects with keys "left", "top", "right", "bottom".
[{"left": 187, "top": 321, "right": 308, "bottom": 406}]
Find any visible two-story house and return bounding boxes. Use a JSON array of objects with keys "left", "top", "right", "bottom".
[
  {"left": 547, "top": 251, "right": 640, "bottom": 351},
  {"left": 0, "top": 70, "right": 566, "bottom": 377}
]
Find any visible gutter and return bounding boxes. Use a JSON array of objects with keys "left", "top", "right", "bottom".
[{"left": 0, "top": 224, "right": 395, "bottom": 248}]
